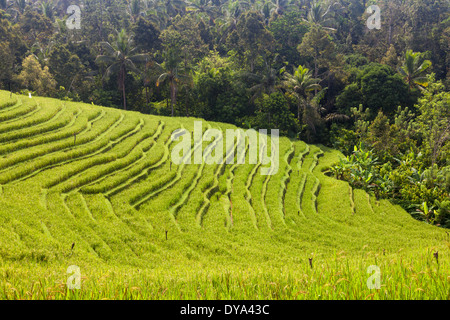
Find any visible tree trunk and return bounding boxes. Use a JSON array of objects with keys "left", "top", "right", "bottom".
[
  {"left": 121, "top": 66, "right": 127, "bottom": 110},
  {"left": 99, "top": 0, "right": 103, "bottom": 40},
  {"left": 170, "top": 80, "right": 177, "bottom": 117},
  {"left": 314, "top": 53, "right": 318, "bottom": 95},
  {"left": 123, "top": 85, "right": 127, "bottom": 110},
  {"left": 185, "top": 86, "right": 189, "bottom": 117},
  {"left": 145, "top": 86, "right": 150, "bottom": 108}
]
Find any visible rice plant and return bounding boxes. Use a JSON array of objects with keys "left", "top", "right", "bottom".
[{"left": 0, "top": 90, "right": 448, "bottom": 300}]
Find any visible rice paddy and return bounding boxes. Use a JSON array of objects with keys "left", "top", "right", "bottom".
[{"left": 0, "top": 91, "right": 448, "bottom": 300}]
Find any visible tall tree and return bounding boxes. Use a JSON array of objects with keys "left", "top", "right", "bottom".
[
  {"left": 48, "top": 44, "right": 85, "bottom": 92},
  {"left": 19, "top": 8, "right": 53, "bottom": 46},
  {"left": 95, "top": 29, "right": 149, "bottom": 110},
  {"left": 299, "top": 0, "right": 338, "bottom": 84},
  {"left": 297, "top": 24, "right": 336, "bottom": 83},
  {"left": 216, "top": 0, "right": 249, "bottom": 44},
  {"left": 306, "top": 0, "right": 337, "bottom": 31},
  {"left": 283, "top": 65, "right": 321, "bottom": 121},
  {"left": 186, "top": 0, "right": 219, "bottom": 24},
  {"left": 0, "top": 14, "right": 26, "bottom": 89},
  {"left": 127, "top": 0, "right": 143, "bottom": 23},
  {"left": 234, "top": 11, "right": 275, "bottom": 72},
  {"left": 155, "top": 48, "right": 185, "bottom": 117}
]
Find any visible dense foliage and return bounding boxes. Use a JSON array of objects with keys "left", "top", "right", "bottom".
[
  {"left": 0, "top": 0, "right": 448, "bottom": 226},
  {"left": 330, "top": 75, "right": 449, "bottom": 227}
]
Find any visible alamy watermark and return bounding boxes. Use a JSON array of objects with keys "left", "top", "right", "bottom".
[
  {"left": 366, "top": 5, "right": 381, "bottom": 30},
  {"left": 64, "top": 4, "right": 379, "bottom": 31},
  {"left": 66, "top": 265, "right": 81, "bottom": 289},
  {"left": 64, "top": 3, "right": 380, "bottom": 30},
  {"left": 366, "top": 265, "right": 381, "bottom": 289},
  {"left": 66, "top": 5, "right": 81, "bottom": 30},
  {"left": 170, "top": 121, "right": 279, "bottom": 176}
]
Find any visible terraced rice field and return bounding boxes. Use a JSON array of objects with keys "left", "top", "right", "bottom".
[{"left": 0, "top": 91, "right": 448, "bottom": 300}]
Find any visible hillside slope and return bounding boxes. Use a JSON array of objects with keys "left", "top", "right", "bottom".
[{"left": 0, "top": 91, "right": 448, "bottom": 299}]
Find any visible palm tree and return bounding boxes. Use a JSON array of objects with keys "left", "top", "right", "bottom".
[
  {"left": 298, "top": 1, "right": 338, "bottom": 87},
  {"left": 261, "top": 2, "right": 272, "bottom": 25},
  {"left": 142, "top": 58, "right": 159, "bottom": 108},
  {"left": 145, "top": 0, "right": 170, "bottom": 29},
  {"left": 186, "top": 0, "right": 218, "bottom": 24},
  {"left": 216, "top": 0, "right": 250, "bottom": 43},
  {"left": 283, "top": 64, "right": 348, "bottom": 141},
  {"left": 155, "top": 48, "right": 187, "bottom": 117},
  {"left": 398, "top": 50, "right": 432, "bottom": 90},
  {"left": 302, "top": 92, "right": 326, "bottom": 141},
  {"left": 127, "top": 0, "right": 143, "bottom": 23},
  {"left": 306, "top": 0, "right": 337, "bottom": 31},
  {"left": 283, "top": 65, "right": 321, "bottom": 121},
  {"left": 95, "top": 29, "right": 149, "bottom": 110},
  {"left": 270, "top": 0, "right": 294, "bottom": 16}
]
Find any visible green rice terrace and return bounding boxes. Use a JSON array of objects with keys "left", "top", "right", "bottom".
[{"left": 0, "top": 90, "right": 448, "bottom": 300}]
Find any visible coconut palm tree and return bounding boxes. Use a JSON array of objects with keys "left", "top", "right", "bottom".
[
  {"left": 216, "top": 0, "right": 250, "bottom": 43},
  {"left": 398, "top": 50, "right": 432, "bottom": 90},
  {"left": 95, "top": 29, "right": 149, "bottom": 110},
  {"left": 306, "top": 0, "right": 338, "bottom": 31},
  {"left": 145, "top": 0, "right": 170, "bottom": 29},
  {"left": 127, "top": 0, "right": 143, "bottom": 23},
  {"left": 270, "top": 0, "right": 294, "bottom": 16},
  {"left": 302, "top": 92, "right": 326, "bottom": 141},
  {"left": 186, "top": 0, "right": 219, "bottom": 24},
  {"left": 283, "top": 64, "right": 347, "bottom": 141},
  {"left": 283, "top": 65, "right": 321, "bottom": 121},
  {"left": 155, "top": 48, "right": 189, "bottom": 117}
]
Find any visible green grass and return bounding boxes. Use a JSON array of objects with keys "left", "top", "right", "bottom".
[{"left": 0, "top": 91, "right": 448, "bottom": 300}]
